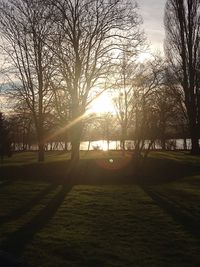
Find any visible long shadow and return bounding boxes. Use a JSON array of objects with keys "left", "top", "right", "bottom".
[
  {"left": 142, "top": 186, "right": 200, "bottom": 242},
  {"left": 0, "top": 179, "right": 16, "bottom": 189},
  {"left": 137, "top": 157, "right": 200, "bottom": 185},
  {"left": 1, "top": 184, "right": 73, "bottom": 257},
  {"left": 0, "top": 183, "right": 58, "bottom": 225}
]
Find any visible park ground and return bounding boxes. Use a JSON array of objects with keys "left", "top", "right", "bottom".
[{"left": 0, "top": 151, "right": 200, "bottom": 266}]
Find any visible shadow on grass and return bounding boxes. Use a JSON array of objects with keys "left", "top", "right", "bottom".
[
  {"left": 1, "top": 155, "right": 200, "bottom": 186},
  {"left": 1, "top": 184, "right": 73, "bottom": 258},
  {"left": 72, "top": 157, "right": 200, "bottom": 187},
  {"left": 0, "top": 179, "right": 16, "bottom": 189},
  {"left": 142, "top": 186, "right": 200, "bottom": 243},
  {"left": 0, "top": 183, "right": 58, "bottom": 225},
  {"left": 136, "top": 157, "right": 200, "bottom": 185}
]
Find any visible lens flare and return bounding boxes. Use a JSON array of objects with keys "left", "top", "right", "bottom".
[{"left": 95, "top": 156, "right": 131, "bottom": 170}]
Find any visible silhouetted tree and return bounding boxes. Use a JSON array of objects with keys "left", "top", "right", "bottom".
[
  {"left": 47, "top": 0, "right": 144, "bottom": 163},
  {"left": 132, "top": 56, "right": 165, "bottom": 165},
  {"left": 154, "top": 85, "right": 186, "bottom": 150},
  {"left": 164, "top": 0, "right": 200, "bottom": 154},
  {"left": 0, "top": 0, "right": 56, "bottom": 161},
  {"left": 113, "top": 46, "right": 140, "bottom": 152},
  {"left": 164, "top": 68, "right": 189, "bottom": 148},
  {"left": 9, "top": 101, "right": 36, "bottom": 151},
  {"left": 0, "top": 112, "right": 11, "bottom": 162}
]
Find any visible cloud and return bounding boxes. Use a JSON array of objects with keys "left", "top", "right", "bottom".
[{"left": 137, "top": 0, "right": 166, "bottom": 53}]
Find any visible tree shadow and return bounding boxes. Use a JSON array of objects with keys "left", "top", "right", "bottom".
[
  {"left": 136, "top": 157, "right": 200, "bottom": 185},
  {"left": 67, "top": 157, "right": 200, "bottom": 186},
  {"left": 0, "top": 183, "right": 58, "bottom": 225},
  {"left": 0, "top": 179, "right": 16, "bottom": 189},
  {"left": 142, "top": 186, "right": 200, "bottom": 243},
  {"left": 1, "top": 184, "right": 73, "bottom": 257}
]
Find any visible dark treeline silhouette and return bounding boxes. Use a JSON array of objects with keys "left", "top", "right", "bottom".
[
  {"left": 164, "top": 0, "right": 200, "bottom": 154},
  {"left": 0, "top": 0, "right": 199, "bottom": 163},
  {"left": 0, "top": 112, "right": 12, "bottom": 162}
]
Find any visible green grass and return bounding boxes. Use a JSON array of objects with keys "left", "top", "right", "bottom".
[
  {"left": 149, "top": 151, "right": 200, "bottom": 166},
  {"left": 0, "top": 151, "right": 200, "bottom": 266},
  {"left": 1, "top": 150, "right": 200, "bottom": 165},
  {"left": 0, "top": 150, "right": 130, "bottom": 166},
  {"left": 148, "top": 175, "right": 200, "bottom": 218},
  {"left": 0, "top": 179, "right": 200, "bottom": 266},
  {"left": 0, "top": 151, "right": 133, "bottom": 183}
]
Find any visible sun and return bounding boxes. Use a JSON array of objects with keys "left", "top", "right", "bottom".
[
  {"left": 87, "top": 92, "right": 115, "bottom": 114},
  {"left": 137, "top": 51, "right": 153, "bottom": 62}
]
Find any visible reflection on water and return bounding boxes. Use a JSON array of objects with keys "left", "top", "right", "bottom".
[
  {"left": 80, "top": 139, "right": 192, "bottom": 151},
  {"left": 13, "top": 139, "right": 193, "bottom": 151}
]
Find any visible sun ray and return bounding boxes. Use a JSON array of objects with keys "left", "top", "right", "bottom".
[
  {"left": 45, "top": 113, "right": 88, "bottom": 142},
  {"left": 87, "top": 92, "right": 115, "bottom": 114}
]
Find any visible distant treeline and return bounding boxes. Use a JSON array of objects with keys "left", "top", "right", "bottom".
[{"left": 0, "top": 0, "right": 199, "bottom": 163}]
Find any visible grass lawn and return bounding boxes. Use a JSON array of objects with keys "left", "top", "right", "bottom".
[
  {"left": 0, "top": 150, "right": 131, "bottom": 166},
  {"left": 0, "top": 151, "right": 200, "bottom": 266},
  {"left": 1, "top": 150, "right": 200, "bottom": 165}
]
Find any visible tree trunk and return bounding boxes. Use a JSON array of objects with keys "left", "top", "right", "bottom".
[
  {"left": 64, "top": 133, "right": 69, "bottom": 151},
  {"left": 87, "top": 140, "right": 91, "bottom": 152},
  {"left": 71, "top": 141, "right": 80, "bottom": 162},
  {"left": 121, "top": 140, "right": 125, "bottom": 150},
  {"left": 121, "top": 126, "right": 127, "bottom": 155},
  {"left": 161, "top": 138, "right": 166, "bottom": 151},
  {"left": 37, "top": 120, "right": 45, "bottom": 162},
  {"left": 64, "top": 141, "right": 68, "bottom": 151},
  {"left": 70, "top": 123, "right": 83, "bottom": 163},
  {"left": 38, "top": 143, "right": 45, "bottom": 161},
  {"left": 191, "top": 138, "right": 199, "bottom": 154},
  {"left": 107, "top": 139, "right": 110, "bottom": 151},
  {"left": 189, "top": 112, "right": 200, "bottom": 154},
  {"left": 191, "top": 127, "right": 200, "bottom": 154},
  {"left": 183, "top": 137, "right": 187, "bottom": 150}
]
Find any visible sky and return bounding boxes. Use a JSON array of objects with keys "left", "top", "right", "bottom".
[
  {"left": 1, "top": 0, "right": 167, "bottom": 114},
  {"left": 137, "top": 0, "right": 166, "bottom": 56},
  {"left": 89, "top": 0, "right": 167, "bottom": 113}
]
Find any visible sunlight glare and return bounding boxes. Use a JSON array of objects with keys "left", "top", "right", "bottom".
[
  {"left": 102, "top": 142, "right": 109, "bottom": 151},
  {"left": 88, "top": 92, "right": 115, "bottom": 114},
  {"left": 137, "top": 52, "right": 153, "bottom": 62}
]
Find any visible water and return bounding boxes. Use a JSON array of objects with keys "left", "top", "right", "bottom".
[
  {"left": 13, "top": 139, "right": 192, "bottom": 151},
  {"left": 81, "top": 139, "right": 192, "bottom": 151}
]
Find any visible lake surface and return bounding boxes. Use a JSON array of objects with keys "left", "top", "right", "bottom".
[{"left": 13, "top": 139, "right": 192, "bottom": 151}]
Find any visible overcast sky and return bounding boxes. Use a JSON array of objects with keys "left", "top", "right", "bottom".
[{"left": 137, "top": 0, "right": 166, "bottom": 54}]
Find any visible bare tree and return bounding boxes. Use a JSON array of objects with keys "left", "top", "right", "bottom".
[
  {"left": 10, "top": 101, "right": 35, "bottom": 151},
  {"left": 47, "top": 0, "right": 144, "bottom": 163},
  {"left": 0, "top": 0, "right": 55, "bottom": 161},
  {"left": 153, "top": 85, "right": 186, "bottom": 150},
  {"left": 0, "top": 112, "right": 11, "bottom": 163},
  {"left": 164, "top": 68, "right": 189, "bottom": 149},
  {"left": 113, "top": 46, "right": 139, "bottom": 152},
  {"left": 131, "top": 56, "right": 166, "bottom": 166},
  {"left": 49, "top": 80, "right": 72, "bottom": 150},
  {"left": 164, "top": 0, "right": 200, "bottom": 154},
  {"left": 100, "top": 112, "right": 116, "bottom": 151}
]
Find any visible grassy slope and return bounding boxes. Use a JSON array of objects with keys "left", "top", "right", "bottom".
[
  {"left": 0, "top": 182, "right": 199, "bottom": 266},
  {"left": 0, "top": 151, "right": 129, "bottom": 166},
  {"left": 150, "top": 151, "right": 200, "bottom": 166},
  {"left": 0, "top": 151, "right": 133, "bottom": 183},
  {"left": 0, "top": 151, "right": 199, "bottom": 266},
  {"left": 1, "top": 150, "right": 200, "bottom": 183}
]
